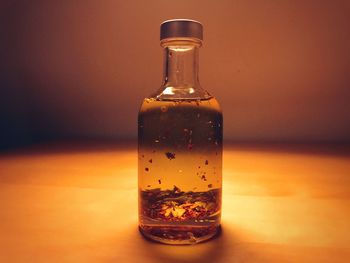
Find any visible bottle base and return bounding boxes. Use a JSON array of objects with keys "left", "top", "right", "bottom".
[{"left": 139, "top": 224, "right": 221, "bottom": 245}]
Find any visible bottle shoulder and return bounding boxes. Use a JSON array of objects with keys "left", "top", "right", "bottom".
[
  {"left": 149, "top": 85, "right": 212, "bottom": 101},
  {"left": 139, "top": 96, "right": 222, "bottom": 115}
]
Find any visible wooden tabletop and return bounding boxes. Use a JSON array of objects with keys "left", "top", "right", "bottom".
[{"left": 0, "top": 142, "right": 349, "bottom": 262}]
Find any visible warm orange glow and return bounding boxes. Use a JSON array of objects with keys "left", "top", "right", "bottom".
[{"left": 0, "top": 143, "right": 349, "bottom": 261}]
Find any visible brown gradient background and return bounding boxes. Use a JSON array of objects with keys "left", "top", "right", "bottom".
[{"left": 1, "top": 0, "right": 350, "bottom": 148}]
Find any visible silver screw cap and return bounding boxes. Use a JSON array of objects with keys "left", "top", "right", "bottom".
[{"left": 160, "top": 19, "right": 203, "bottom": 41}]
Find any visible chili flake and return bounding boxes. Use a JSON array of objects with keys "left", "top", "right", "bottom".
[{"left": 165, "top": 152, "right": 176, "bottom": 160}]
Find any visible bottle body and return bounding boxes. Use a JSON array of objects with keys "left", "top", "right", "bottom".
[{"left": 138, "top": 97, "right": 222, "bottom": 244}]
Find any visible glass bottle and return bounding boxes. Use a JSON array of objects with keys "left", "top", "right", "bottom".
[{"left": 138, "top": 19, "right": 223, "bottom": 244}]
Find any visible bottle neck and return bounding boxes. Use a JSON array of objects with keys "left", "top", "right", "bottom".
[
  {"left": 162, "top": 42, "right": 201, "bottom": 89},
  {"left": 151, "top": 39, "right": 211, "bottom": 100}
]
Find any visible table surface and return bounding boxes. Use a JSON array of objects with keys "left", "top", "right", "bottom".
[{"left": 0, "top": 142, "right": 349, "bottom": 263}]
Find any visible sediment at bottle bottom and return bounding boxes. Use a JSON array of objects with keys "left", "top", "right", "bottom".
[{"left": 139, "top": 188, "right": 221, "bottom": 244}]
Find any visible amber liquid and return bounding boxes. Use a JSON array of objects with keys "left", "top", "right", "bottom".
[{"left": 138, "top": 97, "right": 222, "bottom": 244}]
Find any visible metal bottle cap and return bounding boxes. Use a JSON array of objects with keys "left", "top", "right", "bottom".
[{"left": 160, "top": 19, "right": 203, "bottom": 41}]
